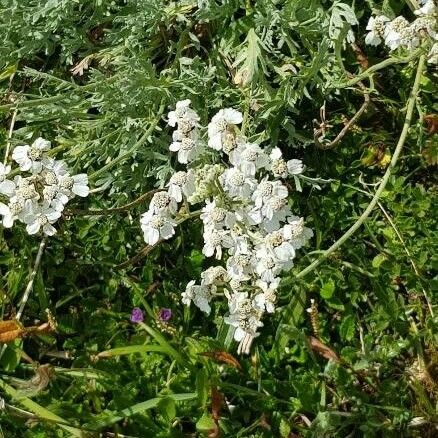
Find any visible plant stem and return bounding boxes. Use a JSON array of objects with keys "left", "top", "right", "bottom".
[
  {"left": 16, "top": 238, "right": 47, "bottom": 321},
  {"left": 296, "top": 54, "right": 426, "bottom": 280},
  {"left": 66, "top": 189, "right": 158, "bottom": 216},
  {"left": 3, "top": 107, "right": 18, "bottom": 164},
  {"left": 115, "top": 210, "right": 201, "bottom": 270},
  {"left": 334, "top": 47, "right": 424, "bottom": 89}
]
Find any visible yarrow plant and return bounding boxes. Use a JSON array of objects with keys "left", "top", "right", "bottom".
[
  {"left": 140, "top": 101, "right": 313, "bottom": 354},
  {"left": 0, "top": 137, "right": 89, "bottom": 236},
  {"left": 365, "top": 0, "right": 437, "bottom": 62}
]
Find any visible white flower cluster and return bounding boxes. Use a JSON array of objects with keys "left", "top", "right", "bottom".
[
  {"left": 365, "top": 1, "right": 437, "bottom": 62},
  {"left": 0, "top": 138, "right": 89, "bottom": 236},
  {"left": 140, "top": 100, "right": 313, "bottom": 354}
]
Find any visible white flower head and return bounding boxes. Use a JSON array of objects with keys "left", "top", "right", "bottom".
[
  {"left": 284, "top": 216, "right": 314, "bottom": 249},
  {"left": 0, "top": 197, "right": 28, "bottom": 228},
  {"left": 140, "top": 211, "right": 176, "bottom": 245},
  {"left": 226, "top": 253, "right": 254, "bottom": 280},
  {"left": 182, "top": 280, "right": 215, "bottom": 314},
  {"left": 365, "top": 15, "right": 390, "bottom": 46},
  {"left": 58, "top": 173, "right": 90, "bottom": 199},
  {"left": 0, "top": 163, "right": 15, "bottom": 197},
  {"left": 269, "top": 148, "right": 288, "bottom": 178},
  {"left": 201, "top": 199, "right": 236, "bottom": 230},
  {"left": 23, "top": 202, "right": 61, "bottom": 236},
  {"left": 12, "top": 137, "right": 51, "bottom": 173},
  {"left": 253, "top": 278, "right": 279, "bottom": 313},
  {"left": 229, "top": 142, "right": 269, "bottom": 176},
  {"left": 254, "top": 246, "right": 282, "bottom": 283},
  {"left": 201, "top": 266, "right": 229, "bottom": 285},
  {"left": 220, "top": 167, "right": 256, "bottom": 199},
  {"left": 224, "top": 291, "right": 263, "bottom": 354},
  {"left": 167, "top": 99, "right": 200, "bottom": 130},
  {"left": 169, "top": 130, "right": 202, "bottom": 164},
  {"left": 287, "top": 159, "right": 304, "bottom": 176},
  {"left": 384, "top": 16, "right": 410, "bottom": 50},
  {"left": 167, "top": 170, "right": 196, "bottom": 203},
  {"left": 414, "top": 0, "right": 437, "bottom": 16},
  {"left": 208, "top": 108, "right": 243, "bottom": 151},
  {"left": 428, "top": 42, "right": 438, "bottom": 64},
  {"left": 149, "top": 191, "right": 178, "bottom": 215},
  {"left": 202, "top": 228, "right": 234, "bottom": 259}
]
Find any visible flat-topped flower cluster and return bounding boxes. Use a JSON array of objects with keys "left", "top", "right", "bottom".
[
  {"left": 140, "top": 100, "right": 313, "bottom": 354},
  {"left": 365, "top": 0, "right": 437, "bottom": 62},
  {"left": 0, "top": 138, "right": 89, "bottom": 236}
]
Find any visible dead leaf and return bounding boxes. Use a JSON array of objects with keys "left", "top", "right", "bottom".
[
  {"left": 424, "top": 114, "right": 438, "bottom": 135},
  {"left": 211, "top": 387, "right": 222, "bottom": 421},
  {"left": 308, "top": 336, "right": 340, "bottom": 362},
  {"left": 200, "top": 351, "right": 242, "bottom": 371}
]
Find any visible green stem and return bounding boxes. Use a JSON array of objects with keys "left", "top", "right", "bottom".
[
  {"left": 296, "top": 54, "right": 426, "bottom": 280},
  {"left": 333, "top": 48, "right": 424, "bottom": 89}
]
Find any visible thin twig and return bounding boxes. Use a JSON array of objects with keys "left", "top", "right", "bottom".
[
  {"left": 315, "top": 79, "right": 370, "bottom": 149},
  {"left": 16, "top": 238, "right": 47, "bottom": 321},
  {"left": 4, "top": 107, "right": 18, "bottom": 164},
  {"left": 297, "top": 54, "right": 426, "bottom": 280},
  {"left": 115, "top": 210, "right": 201, "bottom": 270},
  {"left": 65, "top": 189, "right": 158, "bottom": 216}
]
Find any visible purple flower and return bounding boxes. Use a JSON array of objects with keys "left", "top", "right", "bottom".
[
  {"left": 130, "top": 307, "right": 144, "bottom": 323},
  {"left": 158, "top": 308, "right": 172, "bottom": 322}
]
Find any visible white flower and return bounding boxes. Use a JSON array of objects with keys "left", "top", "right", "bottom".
[
  {"left": 23, "top": 202, "right": 61, "bottom": 236},
  {"left": 12, "top": 137, "right": 51, "bottom": 173},
  {"left": 384, "top": 16, "right": 410, "bottom": 50},
  {"left": 0, "top": 163, "right": 15, "bottom": 197},
  {"left": 43, "top": 185, "right": 68, "bottom": 212},
  {"left": 253, "top": 278, "right": 279, "bottom": 313},
  {"left": 168, "top": 99, "right": 200, "bottom": 130},
  {"left": 14, "top": 177, "right": 39, "bottom": 202},
  {"left": 207, "top": 108, "right": 243, "bottom": 151},
  {"left": 201, "top": 199, "right": 236, "bottom": 230},
  {"left": 182, "top": 280, "right": 214, "bottom": 314},
  {"left": 252, "top": 178, "right": 288, "bottom": 209},
  {"left": 229, "top": 142, "right": 269, "bottom": 176},
  {"left": 220, "top": 167, "right": 256, "bottom": 199},
  {"left": 226, "top": 253, "right": 254, "bottom": 280},
  {"left": 166, "top": 170, "right": 195, "bottom": 202},
  {"left": 201, "top": 266, "right": 229, "bottom": 285},
  {"left": 224, "top": 291, "right": 263, "bottom": 353},
  {"left": 58, "top": 173, "right": 90, "bottom": 198},
  {"left": 284, "top": 216, "right": 314, "bottom": 249},
  {"left": 287, "top": 159, "right": 304, "bottom": 175},
  {"left": 428, "top": 42, "right": 438, "bottom": 64},
  {"left": 169, "top": 130, "right": 202, "bottom": 164},
  {"left": 365, "top": 15, "right": 390, "bottom": 46},
  {"left": 411, "top": 17, "right": 437, "bottom": 40},
  {"left": 228, "top": 226, "right": 252, "bottom": 255},
  {"left": 254, "top": 246, "right": 282, "bottom": 283},
  {"left": 140, "top": 211, "right": 176, "bottom": 245},
  {"left": 263, "top": 227, "right": 296, "bottom": 269},
  {"left": 0, "top": 197, "right": 28, "bottom": 228},
  {"left": 202, "top": 228, "right": 233, "bottom": 259},
  {"left": 269, "top": 148, "right": 288, "bottom": 178},
  {"left": 149, "top": 191, "right": 178, "bottom": 215},
  {"left": 415, "top": 0, "right": 436, "bottom": 16}
]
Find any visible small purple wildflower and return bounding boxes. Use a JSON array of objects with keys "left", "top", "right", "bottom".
[
  {"left": 130, "top": 307, "right": 144, "bottom": 323},
  {"left": 158, "top": 308, "right": 172, "bottom": 322}
]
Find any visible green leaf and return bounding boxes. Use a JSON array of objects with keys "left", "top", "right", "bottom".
[
  {"left": 196, "top": 413, "right": 216, "bottom": 433},
  {"left": 320, "top": 280, "right": 335, "bottom": 299},
  {"left": 339, "top": 314, "right": 355, "bottom": 341}
]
